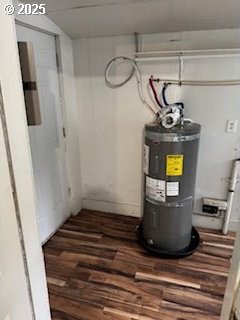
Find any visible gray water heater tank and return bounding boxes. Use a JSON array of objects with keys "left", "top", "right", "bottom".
[{"left": 139, "top": 121, "right": 201, "bottom": 257}]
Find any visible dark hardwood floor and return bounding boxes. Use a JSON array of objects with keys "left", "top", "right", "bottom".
[{"left": 43, "top": 209, "right": 236, "bottom": 320}]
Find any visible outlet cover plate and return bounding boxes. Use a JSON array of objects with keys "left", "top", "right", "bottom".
[{"left": 226, "top": 120, "right": 238, "bottom": 133}]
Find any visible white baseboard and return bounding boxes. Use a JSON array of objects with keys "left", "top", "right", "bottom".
[
  {"left": 229, "top": 219, "right": 239, "bottom": 232},
  {"left": 70, "top": 195, "right": 82, "bottom": 216},
  {"left": 193, "top": 214, "right": 239, "bottom": 232},
  {"left": 71, "top": 203, "right": 82, "bottom": 216},
  {"left": 41, "top": 214, "right": 71, "bottom": 245},
  {"left": 192, "top": 214, "right": 223, "bottom": 230},
  {"left": 82, "top": 198, "right": 141, "bottom": 217},
  {"left": 82, "top": 198, "right": 239, "bottom": 231}
]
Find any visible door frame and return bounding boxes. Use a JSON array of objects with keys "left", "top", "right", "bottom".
[
  {"left": 0, "top": 82, "right": 36, "bottom": 319},
  {"left": 1, "top": 3, "right": 52, "bottom": 319},
  {"left": 234, "top": 283, "right": 240, "bottom": 320},
  {"left": 220, "top": 220, "right": 240, "bottom": 320}
]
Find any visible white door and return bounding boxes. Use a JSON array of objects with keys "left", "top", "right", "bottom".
[{"left": 16, "top": 25, "right": 69, "bottom": 243}]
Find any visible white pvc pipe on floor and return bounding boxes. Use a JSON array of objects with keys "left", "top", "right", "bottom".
[{"left": 222, "top": 159, "right": 240, "bottom": 235}]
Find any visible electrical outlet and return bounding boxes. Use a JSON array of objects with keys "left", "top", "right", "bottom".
[
  {"left": 226, "top": 120, "right": 238, "bottom": 133},
  {"left": 202, "top": 197, "right": 227, "bottom": 215}
]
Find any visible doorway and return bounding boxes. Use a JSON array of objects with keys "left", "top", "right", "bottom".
[{"left": 16, "top": 24, "right": 69, "bottom": 243}]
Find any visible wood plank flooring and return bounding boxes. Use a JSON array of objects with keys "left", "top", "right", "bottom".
[{"left": 43, "top": 209, "right": 236, "bottom": 320}]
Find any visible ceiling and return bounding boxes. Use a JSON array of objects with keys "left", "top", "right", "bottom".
[{"left": 21, "top": 0, "right": 240, "bottom": 39}]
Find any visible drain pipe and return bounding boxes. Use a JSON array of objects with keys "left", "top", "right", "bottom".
[{"left": 222, "top": 159, "right": 240, "bottom": 234}]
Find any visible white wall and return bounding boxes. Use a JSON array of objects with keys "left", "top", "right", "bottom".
[
  {"left": 14, "top": 0, "right": 82, "bottom": 216},
  {"left": 0, "top": 1, "right": 51, "bottom": 319},
  {"left": 0, "top": 107, "right": 33, "bottom": 320},
  {"left": 73, "top": 28, "right": 240, "bottom": 230}
]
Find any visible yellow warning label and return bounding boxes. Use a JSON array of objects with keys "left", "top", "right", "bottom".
[{"left": 166, "top": 155, "right": 184, "bottom": 176}]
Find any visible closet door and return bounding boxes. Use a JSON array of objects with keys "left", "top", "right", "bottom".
[{"left": 17, "top": 25, "right": 69, "bottom": 243}]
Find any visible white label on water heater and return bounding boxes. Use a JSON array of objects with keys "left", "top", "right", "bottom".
[
  {"left": 146, "top": 176, "right": 166, "bottom": 202},
  {"left": 167, "top": 182, "right": 179, "bottom": 196},
  {"left": 143, "top": 144, "right": 149, "bottom": 175}
]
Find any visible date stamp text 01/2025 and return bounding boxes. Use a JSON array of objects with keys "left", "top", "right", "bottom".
[{"left": 4, "top": 3, "right": 46, "bottom": 15}]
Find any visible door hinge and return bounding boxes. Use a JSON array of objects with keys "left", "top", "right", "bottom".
[
  {"left": 68, "top": 187, "right": 71, "bottom": 197},
  {"left": 62, "top": 127, "right": 66, "bottom": 138}
]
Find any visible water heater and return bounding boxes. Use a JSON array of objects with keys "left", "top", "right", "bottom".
[
  {"left": 104, "top": 54, "right": 201, "bottom": 258},
  {"left": 138, "top": 121, "right": 201, "bottom": 257}
]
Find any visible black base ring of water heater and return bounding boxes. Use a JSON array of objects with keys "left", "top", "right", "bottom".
[{"left": 136, "top": 223, "right": 200, "bottom": 259}]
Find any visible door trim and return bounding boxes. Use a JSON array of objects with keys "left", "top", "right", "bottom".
[
  {"left": 16, "top": 21, "right": 71, "bottom": 243},
  {"left": 221, "top": 220, "right": 240, "bottom": 319},
  {"left": 15, "top": 18, "right": 56, "bottom": 37},
  {"left": 0, "top": 84, "right": 36, "bottom": 320}
]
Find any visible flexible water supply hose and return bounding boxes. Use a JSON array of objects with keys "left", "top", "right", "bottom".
[
  {"left": 161, "top": 83, "right": 169, "bottom": 106},
  {"left": 105, "top": 57, "right": 193, "bottom": 126},
  {"left": 161, "top": 82, "right": 184, "bottom": 109},
  {"left": 149, "top": 76, "right": 163, "bottom": 108},
  {"left": 104, "top": 56, "right": 158, "bottom": 115}
]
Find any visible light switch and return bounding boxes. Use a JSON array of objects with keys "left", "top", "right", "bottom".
[{"left": 226, "top": 120, "right": 238, "bottom": 133}]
